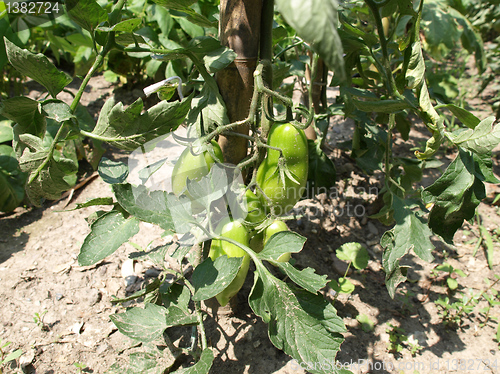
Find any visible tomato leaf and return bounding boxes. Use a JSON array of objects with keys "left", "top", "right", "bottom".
[
  {"left": 275, "top": 0, "right": 345, "bottom": 82},
  {"left": 0, "top": 97, "right": 46, "bottom": 138},
  {"left": 15, "top": 134, "right": 78, "bottom": 205},
  {"left": 278, "top": 263, "right": 329, "bottom": 294},
  {"left": 92, "top": 95, "right": 192, "bottom": 151},
  {"left": 112, "top": 183, "right": 176, "bottom": 232},
  {"left": 65, "top": 0, "right": 108, "bottom": 33},
  {"left": 249, "top": 271, "right": 348, "bottom": 374},
  {"left": 330, "top": 277, "right": 355, "bottom": 294},
  {"left": 0, "top": 145, "right": 26, "bottom": 212},
  {"left": 187, "top": 83, "right": 229, "bottom": 134},
  {"left": 4, "top": 38, "right": 72, "bottom": 98},
  {"left": 422, "top": 148, "right": 486, "bottom": 243},
  {"left": 436, "top": 104, "right": 480, "bottom": 129},
  {"left": 191, "top": 256, "right": 244, "bottom": 301},
  {"left": 259, "top": 231, "right": 306, "bottom": 259},
  {"left": 170, "top": 348, "right": 214, "bottom": 374},
  {"left": 78, "top": 210, "right": 140, "bottom": 266},
  {"left": 98, "top": 157, "right": 129, "bottom": 184},
  {"left": 110, "top": 303, "right": 168, "bottom": 343},
  {"left": 447, "top": 116, "right": 500, "bottom": 156}
]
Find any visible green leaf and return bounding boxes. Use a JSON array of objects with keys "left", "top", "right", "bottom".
[
  {"left": 259, "top": 231, "right": 307, "bottom": 260},
  {"left": 352, "top": 98, "right": 412, "bottom": 113},
  {"left": 275, "top": 0, "right": 345, "bottom": 81},
  {"left": 187, "top": 82, "right": 229, "bottom": 133},
  {"left": 97, "top": 18, "right": 142, "bottom": 32},
  {"left": 92, "top": 96, "right": 192, "bottom": 151},
  {"left": 98, "top": 157, "right": 129, "bottom": 184},
  {"left": 70, "top": 197, "right": 115, "bottom": 210},
  {"left": 0, "top": 97, "right": 46, "bottom": 138},
  {"left": 112, "top": 184, "right": 176, "bottom": 232},
  {"left": 203, "top": 47, "right": 236, "bottom": 74},
  {"left": 392, "top": 196, "right": 434, "bottom": 262},
  {"left": 307, "top": 139, "right": 336, "bottom": 194},
  {"left": 65, "top": 0, "right": 108, "bottom": 32},
  {"left": 278, "top": 263, "right": 329, "bottom": 294},
  {"left": 110, "top": 303, "right": 168, "bottom": 343},
  {"left": 330, "top": 277, "right": 355, "bottom": 294},
  {"left": 0, "top": 120, "right": 13, "bottom": 143},
  {"left": 405, "top": 42, "right": 425, "bottom": 89},
  {"left": 191, "top": 256, "right": 244, "bottom": 301},
  {"left": 78, "top": 210, "right": 140, "bottom": 266},
  {"left": 336, "top": 242, "right": 369, "bottom": 270},
  {"left": 170, "top": 348, "right": 214, "bottom": 374},
  {"left": 447, "top": 117, "right": 500, "bottom": 156},
  {"left": 422, "top": 148, "right": 485, "bottom": 243},
  {"left": 356, "top": 314, "right": 375, "bottom": 332},
  {"left": 3, "top": 348, "right": 23, "bottom": 363},
  {"left": 153, "top": 0, "right": 216, "bottom": 28},
  {"left": 447, "top": 277, "right": 458, "bottom": 290},
  {"left": 41, "top": 100, "right": 76, "bottom": 123},
  {"left": 249, "top": 272, "right": 348, "bottom": 374},
  {"left": 437, "top": 104, "right": 480, "bottom": 129},
  {"left": 128, "top": 350, "right": 166, "bottom": 374},
  {"left": 4, "top": 38, "right": 72, "bottom": 98},
  {"left": 0, "top": 145, "right": 26, "bottom": 212},
  {"left": 15, "top": 134, "right": 78, "bottom": 205}
]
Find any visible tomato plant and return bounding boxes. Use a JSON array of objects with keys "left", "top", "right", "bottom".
[{"left": 1, "top": 0, "right": 499, "bottom": 371}]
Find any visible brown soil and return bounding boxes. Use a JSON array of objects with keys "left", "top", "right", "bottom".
[{"left": 1, "top": 73, "right": 500, "bottom": 374}]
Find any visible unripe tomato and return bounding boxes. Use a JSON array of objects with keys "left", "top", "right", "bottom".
[
  {"left": 256, "top": 123, "right": 308, "bottom": 215},
  {"left": 244, "top": 189, "right": 266, "bottom": 225},
  {"left": 263, "top": 220, "right": 291, "bottom": 262},
  {"left": 171, "top": 140, "right": 223, "bottom": 196},
  {"left": 209, "top": 219, "right": 250, "bottom": 306}
]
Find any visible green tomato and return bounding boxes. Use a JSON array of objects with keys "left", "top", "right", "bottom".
[
  {"left": 244, "top": 189, "right": 266, "bottom": 225},
  {"left": 171, "top": 140, "right": 223, "bottom": 196},
  {"left": 209, "top": 219, "right": 250, "bottom": 306},
  {"left": 256, "top": 123, "right": 308, "bottom": 215},
  {"left": 264, "top": 220, "right": 291, "bottom": 263}
]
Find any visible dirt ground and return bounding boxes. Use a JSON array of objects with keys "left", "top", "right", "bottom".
[{"left": 1, "top": 70, "right": 500, "bottom": 374}]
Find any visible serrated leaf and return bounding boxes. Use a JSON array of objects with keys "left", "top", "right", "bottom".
[
  {"left": 0, "top": 97, "right": 46, "bottom": 138},
  {"left": 99, "top": 157, "right": 129, "bottom": 184},
  {"left": 113, "top": 184, "right": 175, "bottom": 231},
  {"left": 392, "top": 196, "right": 434, "bottom": 262},
  {"left": 249, "top": 271, "right": 348, "bottom": 374},
  {"left": 422, "top": 148, "right": 485, "bottom": 243},
  {"left": 437, "top": 104, "right": 480, "bottom": 129},
  {"left": 191, "top": 256, "right": 243, "bottom": 301},
  {"left": 185, "top": 163, "right": 228, "bottom": 210},
  {"left": 170, "top": 348, "right": 214, "bottom": 374},
  {"left": 275, "top": 0, "right": 345, "bottom": 82},
  {"left": 187, "top": 83, "right": 229, "bottom": 133},
  {"left": 0, "top": 145, "right": 26, "bottom": 212},
  {"left": 336, "top": 242, "right": 369, "bottom": 270},
  {"left": 93, "top": 96, "right": 192, "bottom": 151},
  {"left": 65, "top": 0, "right": 108, "bottom": 32},
  {"left": 110, "top": 303, "right": 168, "bottom": 343},
  {"left": 15, "top": 134, "right": 78, "bottom": 205},
  {"left": 41, "top": 100, "right": 75, "bottom": 123},
  {"left": 259, "top": 231, "right": 307, "bottom": 260},
  {"left": 448, "top": 117, "right": 500, "bottom": 156},
  {"left": 278, "top": 263, "right": 328, "bottom": 294},
  {"left": 98, "top": 18, "right": 142, "bottom": 32},
  {"left": 78, "top": 210, "right": 140, "bottom": 266},
  {"left": 4, "top": 38, "right": 72, "bottom": 98},
  {"left": 203, "top": 47, "right": 236, "bottom": 74}
]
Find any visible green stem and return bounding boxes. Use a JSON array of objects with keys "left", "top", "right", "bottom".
[
  {"left": 79, "top": 129, "right": 144, "bottom": 142},
  {"left": 182, "top": 278, "right": 208, "bottom": 351}
]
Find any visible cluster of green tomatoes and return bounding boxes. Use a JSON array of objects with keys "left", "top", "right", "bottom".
[{"left": 170, "top": 122, "right": 308, "bottom": 306}]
